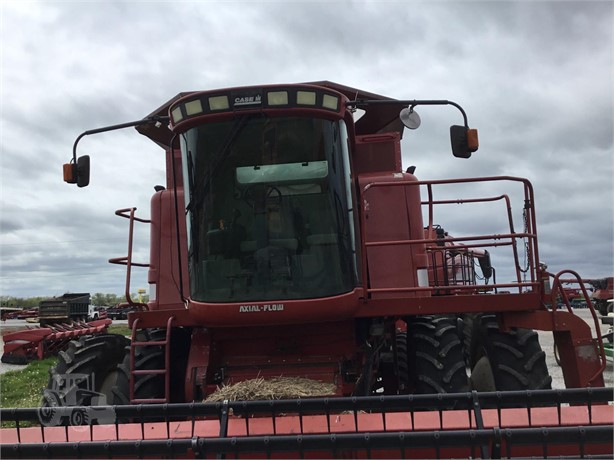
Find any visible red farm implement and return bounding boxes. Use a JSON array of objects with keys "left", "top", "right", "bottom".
[
  {"left": 1, "top": 387, "right": 612, "bottom": 459},
  {"left": 1, "top": 319, "right": 112, "bottom": 364}
]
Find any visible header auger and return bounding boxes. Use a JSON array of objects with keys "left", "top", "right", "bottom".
[{"left": 2, "top": 81, "right": 611, "bottom": 458}]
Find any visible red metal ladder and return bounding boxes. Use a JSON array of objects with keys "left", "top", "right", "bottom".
[{"left": 129, "top": 316, "right": 175, "bottom": 404}]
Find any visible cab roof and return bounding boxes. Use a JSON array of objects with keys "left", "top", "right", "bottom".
[{"left": 136, "top": 81, "right": 405, "bottom": 149}]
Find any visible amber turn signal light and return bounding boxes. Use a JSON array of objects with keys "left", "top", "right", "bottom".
[{"left": 467, "top": 128, "right": 479, "bottom": 152}]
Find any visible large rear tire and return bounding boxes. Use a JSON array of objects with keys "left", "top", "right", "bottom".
[
  {"left": 395, "top": 331, "right": 409, "bottom": 392},
  {"left": 41, "top": 334, "right": 129, "bottom": 423},
  {"left": 405, "top": 315, "right": 469, "bottom": 395},
  {"left": 465, "top": 314, "right": 552, "bottom": 392}
]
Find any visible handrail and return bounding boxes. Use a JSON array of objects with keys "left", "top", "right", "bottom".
[
  {"left": 551, "top": 270, "right": 607, "bottom": 385},
  {"left": 359, "top": 176, "right": 539, "bottom": 299},
  {"left": 108, "top": 207, "right": 150, "bottom": 309}
]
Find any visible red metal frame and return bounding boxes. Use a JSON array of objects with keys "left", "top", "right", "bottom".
[
  {"left": 498, "top": 270, "right": 607, "bottom": 389},
  {"left": 119, "top": 166, "right": 607, "bottom": 396},
  {"left": 2, "top": 404, "right": 612, "bottom": 458},
  {"left": 1, "top": 319, "right": 111, "bottom": 364},
  {"left": 108, "top": 207, "right": 150, "bottom": 310},
  {"left": 129, "top": 316, "right": 175, "bottom": 403}
]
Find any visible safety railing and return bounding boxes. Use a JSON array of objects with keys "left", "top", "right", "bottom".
[
  {"left": 108, "top": 207, "right": 150, "bottom": 310},
  {"left": 550, "top": 270, "right": 608, "bottom": 386},
  {"left": 360, "top": 176, "right": 540, "bottom": 299}
]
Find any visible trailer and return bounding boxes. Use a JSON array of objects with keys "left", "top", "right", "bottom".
[{"left": 38, "top": 293, "right": 91, "bottom": 326}]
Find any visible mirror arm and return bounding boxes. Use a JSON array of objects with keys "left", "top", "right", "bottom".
[
  {"left": 347, "top": 99, "right": 469, "bottom": 127},
  {"left": 71, "top": 116, "right": 170, "bottom": 163}
]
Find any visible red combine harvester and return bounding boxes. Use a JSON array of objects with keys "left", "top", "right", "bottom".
[
  {"left": 561, "top": 277, "right": 613, "bottom": 316},
  {"left": 1, "top": 82, "right": 611, "bottom": 458}
]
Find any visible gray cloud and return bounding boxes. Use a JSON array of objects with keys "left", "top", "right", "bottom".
[{"left": 1, "top": 0, "right": 612, "bottom": 297}]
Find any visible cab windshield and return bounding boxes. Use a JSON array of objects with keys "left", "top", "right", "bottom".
[{"left": 181, "top": 115, "right": 355, "bottom": 303}]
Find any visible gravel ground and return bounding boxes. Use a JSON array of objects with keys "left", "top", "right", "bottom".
[{"left": 538, "top": 308, "right": 613, "bottom": 388}]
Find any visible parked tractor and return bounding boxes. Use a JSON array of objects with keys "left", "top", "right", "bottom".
[{"left": 1, "top": 82, "right": 611, "bottom": 458}]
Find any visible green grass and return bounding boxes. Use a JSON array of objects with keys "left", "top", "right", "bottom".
[
  {"left": 107, "top": 324, "right": 131, "bottom": 337},
  {"left": 0, "top": 326, "right": 130, "bottom": 410},
  {"left": 1, "top": 357, "right": 57, "bottom": 427},
  {"left": 0, "top": 326, "right": 130, "bottom": 426},
  {"left": 0, "top": 357, "right": 56, "bottom": 409}
]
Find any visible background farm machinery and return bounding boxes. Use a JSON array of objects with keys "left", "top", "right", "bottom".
[
  {"left": 1, "top": 82, "right": 611, "bottom": 458},
  {"left": 0, "top": 293, "right": 112, "bottom": 364},
  {"left": 560, "top": 277, "right": 614, "bottom": 315}
]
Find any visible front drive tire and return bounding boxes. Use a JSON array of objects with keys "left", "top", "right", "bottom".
[
  {"left": 465, "top": 314, "right": 552, "bottom": 392},
  {"left": 42, "top": 334, "right": 129, "bottom": 424},
  {"left": 405, "top": 315, "right": 469, "bottom": 395}
]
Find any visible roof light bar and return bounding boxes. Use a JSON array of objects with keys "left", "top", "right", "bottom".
[{"left": 169, "top": 87, "right": 344, "bottom": 125}]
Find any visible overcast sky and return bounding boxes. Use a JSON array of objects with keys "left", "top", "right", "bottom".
[{"left": 1, "top": 1, "right": 612, "bottom": 299}]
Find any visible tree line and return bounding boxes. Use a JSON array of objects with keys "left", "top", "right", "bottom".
[{"left": 0, "top": 293, "right": 149, "bottom": 309}]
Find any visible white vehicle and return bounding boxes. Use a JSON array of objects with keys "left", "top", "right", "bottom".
[{"left": 88, "top": 305, "right": 101, "bottom": 320}]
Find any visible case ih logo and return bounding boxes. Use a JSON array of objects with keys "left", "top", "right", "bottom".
[{"left": 233, "top": 94, "right": 262, "bottom": 107}]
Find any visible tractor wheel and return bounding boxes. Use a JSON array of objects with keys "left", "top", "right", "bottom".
[
  {"left": 42, "top": 334, "right": 129, "bottom": 423},
  {"left": 594, "top": 299, "right": 612, "bottom": 317},
  {"left": 465, "top": 314, "right": 552, "bottom": 392},
  {"left": 395, "top": 331, "right": 410, "bottom": 392},
  {"left": 462, "top": 313, "right": 479, "bottom": 362},
  {"left": 405, "top": 315, "right": 469, "bottom": 395},
  {"left": 113, "top": 328, "right": 191, "bottom": 405}
]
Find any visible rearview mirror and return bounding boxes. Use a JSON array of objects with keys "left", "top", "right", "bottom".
[
  {"left": 63, "top": 155, "right": 90, "bottom": 187},
  {"left": 450, "top": 125, "right": 479, "bottom": 159}
]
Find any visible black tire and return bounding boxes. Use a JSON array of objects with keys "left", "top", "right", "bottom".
[
  {"left": 595, "top": 299, "right": 613, "bottom": 316},
  {"left": 466, "top": 314, "right": 552, "bottom": 392},
  {"left": 42, "top": 334, "right": 129, "bottom": 423},
  {"left": 462, "top": 313, "right": 479, "bottom": 362},
  {"left": 406, "top": 315, "right": 469, "bottom": 395},
  {"left": 395, "top": 331, "right": 409, "bottom": 392}
]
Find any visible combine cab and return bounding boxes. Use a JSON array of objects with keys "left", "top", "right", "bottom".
[{"left": 1, "top": 82, "right": 611, "bottom": 458}]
